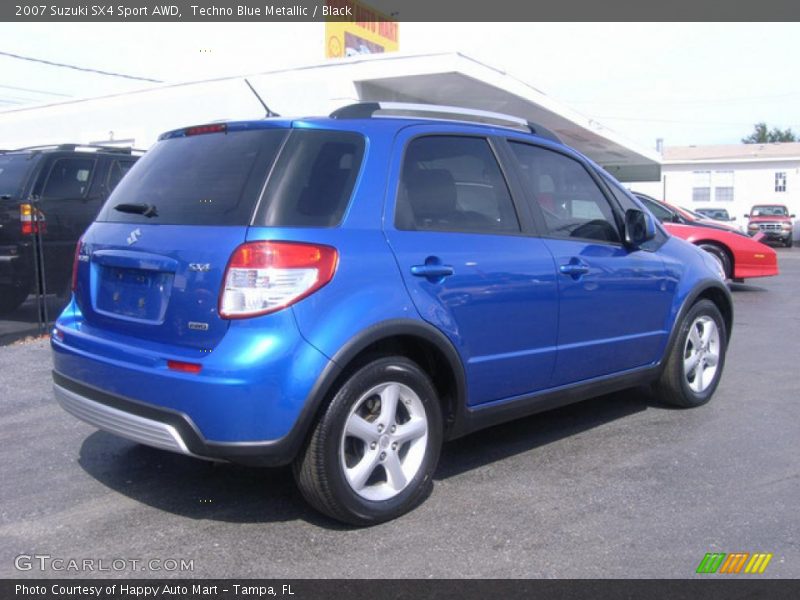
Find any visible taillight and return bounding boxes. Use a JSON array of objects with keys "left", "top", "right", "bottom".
[
  {"left": 71, "top": 239, "right": 84, "bottom": 292},
  {"left": 219, "top": 241, "right": 338, "bottom": 319},
  {"left": 20, "top": 203, "right": 46, "bottom": 235}
]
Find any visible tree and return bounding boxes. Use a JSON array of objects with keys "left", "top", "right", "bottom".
[{"left": 742, "top": 122, "right": 797, "bottom": 143}]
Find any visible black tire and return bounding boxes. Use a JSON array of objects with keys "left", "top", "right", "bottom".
[
  {"left": 653, "top": 299, "right": 727, "bottom": 408},
  {"left": 786, "top": 237, "right": 793, "bottom": 248},
  {"left": 0, "top": 285, "right": 31, "bottom": 315},
  {"left": 698, "top": 243, "right": 732, "bottom": 280},
  {"left": 293, "top": 356, "right": 443, "bottom": 526}
]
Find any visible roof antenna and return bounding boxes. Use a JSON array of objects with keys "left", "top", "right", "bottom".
[{"left": 244, "top": 78, "right": 279, "bottom": 117}]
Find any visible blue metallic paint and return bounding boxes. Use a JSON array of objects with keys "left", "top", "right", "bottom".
[{"left": 51, "top": 115, "right": 728, "bottom": 462}]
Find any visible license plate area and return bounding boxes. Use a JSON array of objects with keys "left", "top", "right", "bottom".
[{"left": 95, "top": 265, "right": 174, "bottom": 323}]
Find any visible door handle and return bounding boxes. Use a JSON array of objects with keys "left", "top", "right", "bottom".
[
  {"left": 411, "top": 264, "right": 454, "bottom": 279},
  {"left": 559, "top": 261, "right": 590, "bottom": 279}
]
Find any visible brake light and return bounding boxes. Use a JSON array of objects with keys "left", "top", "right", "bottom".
[
  {"left": 71, "top": 239, "right": 84, "bottom": 292},
  {"left": 167, "top": 360, "right": 203, "bottom": 374},
  {"left": 185, "top": 123, "right": 227, "bottom": 136},
  {"left": 20, "top": 203, "right": 46, "bottom": 235},
  {"left": 219, "top": 241, "right": 338, "bottom": 319}
]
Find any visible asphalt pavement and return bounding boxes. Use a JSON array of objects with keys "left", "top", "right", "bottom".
[{"left": 1, "top": 248, "right": 798, "bottom": 579}]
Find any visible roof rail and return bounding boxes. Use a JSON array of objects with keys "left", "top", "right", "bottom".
[
  {"left": 8, "top": 144, "right": 145, "bottom": 155},
  {"left": 330, "top": 102, "right": 561, "bottom": 143}
]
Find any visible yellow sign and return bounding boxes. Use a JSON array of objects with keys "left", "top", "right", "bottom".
[{"left": 325, "top": 0, "right": 399, "bottom": 59}]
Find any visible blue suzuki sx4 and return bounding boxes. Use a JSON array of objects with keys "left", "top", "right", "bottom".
[{"left": 52, "top": 103, "right": 732, "bottom": 524}]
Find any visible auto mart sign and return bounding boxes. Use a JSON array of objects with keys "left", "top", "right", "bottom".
[{"left": 325, "top": 0, "right": 399, "bottom": 59}]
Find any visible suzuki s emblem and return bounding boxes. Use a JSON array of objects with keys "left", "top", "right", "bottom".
[
  {"left": 127, "top": 228, "right": 142, "bottom": 245},
  {"left": 189, "top": 263, "right": 211, "bottom": 272}
]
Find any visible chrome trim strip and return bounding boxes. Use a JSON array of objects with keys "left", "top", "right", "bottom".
[{"left": 53, "top": 383, "right": 214, "bottom": 460}]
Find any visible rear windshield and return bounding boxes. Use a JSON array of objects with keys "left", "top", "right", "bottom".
[
  {"left": 0, "top": 154, "right": 35, "bottom": 198},
  {"left": 97, "top": 129, "right": 287, "bottom": 225}
]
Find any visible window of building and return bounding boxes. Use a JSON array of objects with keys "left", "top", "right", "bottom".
[
  {"left": 713, "top": 170, "right": 734, "bottom": 202},
  {"left": 692, "top": 171, "right": 711, "bottom": 202},
  {"left": 775, "top": 172, "right": 787, "bottom": 193}
]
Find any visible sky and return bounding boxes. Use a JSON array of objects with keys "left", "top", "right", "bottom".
[{"left": 1, "top": 22, "right": 799, "bottom": 151}]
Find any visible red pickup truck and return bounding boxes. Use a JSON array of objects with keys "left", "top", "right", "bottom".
[{"left": 746, "top": 204, "right": 795, "bottom": 247}]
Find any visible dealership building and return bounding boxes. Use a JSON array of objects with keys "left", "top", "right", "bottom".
[{"left": 633, "top": 143, "right": 800, "bottom": 237}]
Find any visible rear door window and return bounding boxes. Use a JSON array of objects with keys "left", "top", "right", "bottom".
[
  {"left": 254, "top": 129, "right": 365, "bottom": 228},
  {"left": 41, "top": 157, "right": 96, "bottom": 199},
  {"left": 98, "top": 129, "right": 287, "bottom": 225},
  {"left": 395, "top": 135, "right": 520, "bottom": 234}
]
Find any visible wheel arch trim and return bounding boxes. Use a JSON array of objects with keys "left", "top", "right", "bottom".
[{"left": 662, "top": 279, "right": 733, "bottom": 368}]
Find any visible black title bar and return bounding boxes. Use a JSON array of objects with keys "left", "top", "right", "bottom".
[
  {"left": 4, "top": 579, "right": 800, "bottom": 600},
  {"left": 3, "top": 0, "right": 800, "bottom": 22}
]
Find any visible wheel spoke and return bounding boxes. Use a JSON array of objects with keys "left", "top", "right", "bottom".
[
  {"left": 384, "top": 453, "right": 407, "bottom": 491},
  {"left": 379, "top": 383, "right": 400, "bottom": 426},
  {"left": 394, "top": 417, "right": 427, "bottom": 444},
  {"left": 684, "top": 351, "right": 701, "bottom": 375},
  {"left": 346, "top": 449, "right": 380, "bottom": 491},
  {"left": 699, "top": 320, "right": 715, "bottom": 346},
  {"left": 688, "top": 326, "right": 701, "bottom": 350},
  {"left": 704, "top": 351, "right": 719, "bottom": 367},
  {"left": 345, "top": 414, "right": 377, "bottom": 443},
  {"left": 694, "top": 363, "right": 705, "bottom": 392}
]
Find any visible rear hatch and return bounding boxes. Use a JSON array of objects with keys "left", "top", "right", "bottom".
[{"left": 74, "top": 123, "right": 289, "bottom": 350}]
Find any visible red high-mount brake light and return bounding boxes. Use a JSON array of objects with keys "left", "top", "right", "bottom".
[
  {"left": 71, "top": 239, "right": 84, "bottom": 292},
  {"left": 219, "top": 241, "right": 338, "bottom": 319},
  {"left": 185, "top": 123, "right": 227, "bottom": 136}
]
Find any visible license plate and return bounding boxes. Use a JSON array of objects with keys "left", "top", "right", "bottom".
[{"left": 95, "top": 266, "right": 173, "bottom": 322}]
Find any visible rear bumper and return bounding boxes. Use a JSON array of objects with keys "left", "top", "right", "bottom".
[
  {"left": 52, "top": 370, "right": 323, "bottom": 466},
  {"left": 54, "top": 374, "right": 207, "bottom": 459},
  {"left": 51, "top": 301, "right": 336, "bottom": 465}
]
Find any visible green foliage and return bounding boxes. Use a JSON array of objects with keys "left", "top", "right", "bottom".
[{"left": 742, "top": 122, "right": 797, "bottom": 143}]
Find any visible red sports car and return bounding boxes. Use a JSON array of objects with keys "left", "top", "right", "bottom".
[{"left": 634, "top": 193, "right": 779, "bottom": 281}]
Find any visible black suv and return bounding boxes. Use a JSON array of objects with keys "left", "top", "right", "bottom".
[{"left": 0, "top": 145, "right": 141, "bottom": 313}]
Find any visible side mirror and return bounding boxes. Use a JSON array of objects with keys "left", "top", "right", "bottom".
[
  {"left": 791, "top": 214, "right": 796, "bottom": 218},
  {"left": 625, "top": 209, "right": 656, "bottom": 248},
  {"left": 744, "top": 214, "right": 750, "bottom": 219}
]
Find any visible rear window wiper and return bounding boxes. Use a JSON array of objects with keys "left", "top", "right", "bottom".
[{"left": 114, "top": 203, "right": 158, "bottom": 218}]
